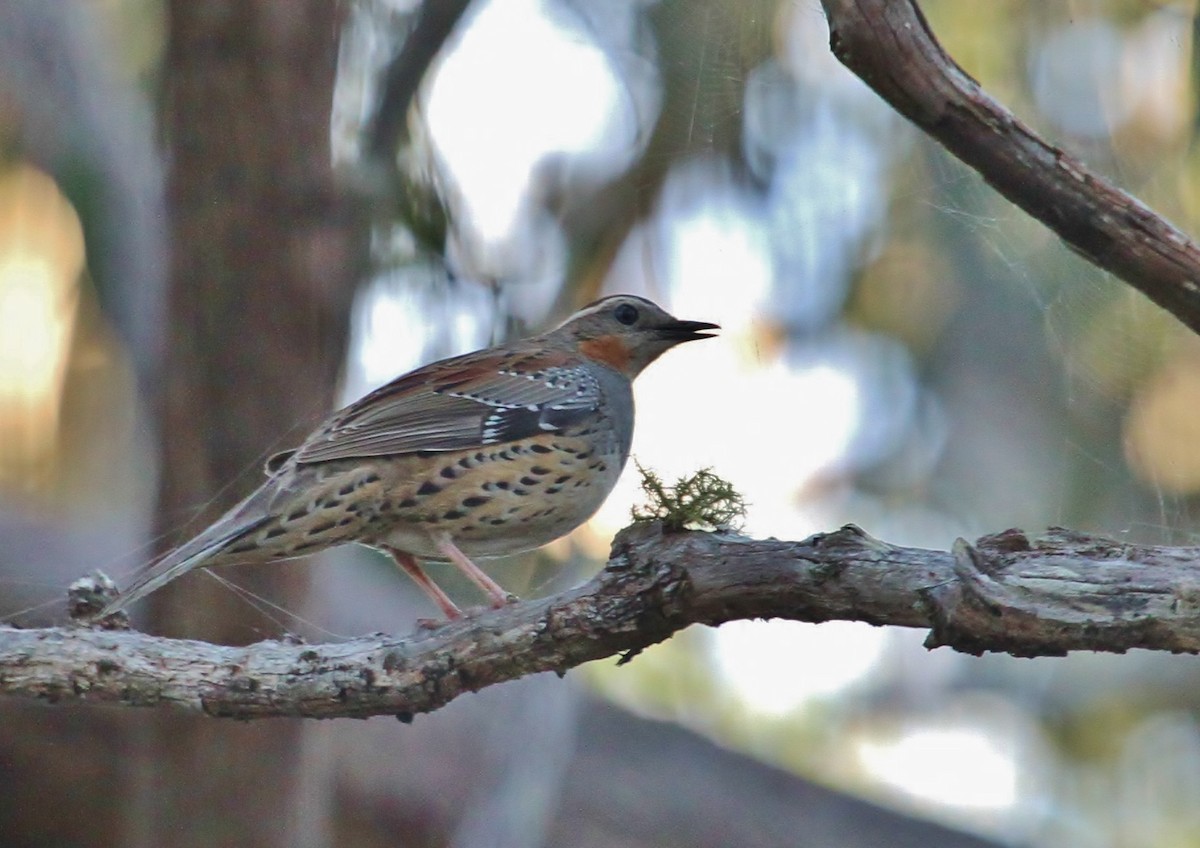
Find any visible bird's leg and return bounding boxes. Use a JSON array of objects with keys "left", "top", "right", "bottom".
[
  {"left": 432, "top": 533, "right": 514, "bottom": 608},
  {"left": 381, "top": 545, "right": 463, "bottom": 620}
]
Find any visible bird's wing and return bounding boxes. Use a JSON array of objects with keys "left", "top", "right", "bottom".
[{"left": 287, "top": 348, "right": 603, "bottom": 465}]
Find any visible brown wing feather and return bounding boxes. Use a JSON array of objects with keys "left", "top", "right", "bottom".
[{"left": 289, "top": 347, "right": 602, "bottom": 465}]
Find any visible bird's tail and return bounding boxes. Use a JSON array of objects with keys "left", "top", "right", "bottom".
[{"left": 97, "top": 487, "right": 273, "bottom": 619}]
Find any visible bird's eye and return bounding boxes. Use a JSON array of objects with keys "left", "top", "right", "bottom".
[{"left": 614, "top": 303, "right": 639, "bottom": 326}]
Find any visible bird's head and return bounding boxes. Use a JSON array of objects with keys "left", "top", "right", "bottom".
[{"left": 551, "top": 294, "right": 719, "bottom": 378}]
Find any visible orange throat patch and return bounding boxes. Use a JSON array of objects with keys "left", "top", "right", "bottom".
[{"left": 579, "top": 335, "right": 633, "bottom": 374}]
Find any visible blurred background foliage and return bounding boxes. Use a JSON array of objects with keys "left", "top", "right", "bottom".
[{"left": 3, "top": 0, "right": 1200, "bottom": 845}]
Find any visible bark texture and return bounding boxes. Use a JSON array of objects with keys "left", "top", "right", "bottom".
[
  {"left": 819, "top": 0, "right": 1200, "bottom": 335},
  {"left": 6, "top": 523, "right": 1200, "bottom": 720}
]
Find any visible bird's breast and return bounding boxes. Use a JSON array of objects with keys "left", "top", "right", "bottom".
[{"left": 373, "top": 425, "right": 626, "bottom": 560}]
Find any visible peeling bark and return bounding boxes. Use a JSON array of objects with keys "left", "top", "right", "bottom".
[{"left": 5, "top": 523, "right": 1200, "bottom": 721}]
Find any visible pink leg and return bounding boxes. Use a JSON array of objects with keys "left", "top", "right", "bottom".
[
  {"left": 381, "top": 545, "right": 462, "bottom": 620},
  {"left": 433, "top": 533, "right": 514, "bottom": 608}
]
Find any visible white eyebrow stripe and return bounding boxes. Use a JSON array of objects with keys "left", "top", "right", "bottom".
[{"left": 556, "top": 296, "right": 654, "bottom": 327}]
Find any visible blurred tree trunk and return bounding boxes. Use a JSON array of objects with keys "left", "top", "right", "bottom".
[{"left": 131, "top": 2, "right": 361, "bottom": 846}]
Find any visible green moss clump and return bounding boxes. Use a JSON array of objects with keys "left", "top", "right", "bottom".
[{"left": 630, "top": 461, "right": 747, "bottom": 532}]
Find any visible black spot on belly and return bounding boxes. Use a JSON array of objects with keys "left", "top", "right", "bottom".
[
  {"left": 336, "top": 516, "right": 356, "bottom": 527},
  {"left": 442, "top": 509, "right": 466, "bottom": 520},
  {"left": 285, "top": 509, "right": 307, "bottom": 522},
  {"left": 292, "top": 540, "right": 321, "bottom": 552},
  {"left": 337, "top": 482, "right": 356, "bottom": 496},
  {"left": 399, "top": 497, "right": 418, "bottom": 508},
  {"left": 545, "top": 486, "right": 562, "bottom": 494},
  {"left": 362, "top": 473, "right": 381, "bottom": 484},
  {"left": 519, "top": 476, "right": 538, "bottom": 486},
  {"left": 530, "top": 444, "right": 552, "bottom": 454},
  {"left": 308, "top": 521, "right": 337, "bottom": 536},
  {"left": 555, "top": 475, "right": 572, "bottom": 484},
  {"left": 462, "top": 496, "right": 490, "bottom": 508},
  {"left": 513, "top": 488, "right": 529, "bottom": 496},
  {"left": 440, "top": 466, "right": 458, "bottom": 479},
  {"left": 488, "top": 518, "right": 507, "bottom": 526},
  {"left": 531, "top": 466, "right": 550, "bottom": 475},
  {"left": 265, "top": 526, "right": 287, "bottom": 540},
  {"left": 417, "top": 481, "right": 440, "bottom": 496}
]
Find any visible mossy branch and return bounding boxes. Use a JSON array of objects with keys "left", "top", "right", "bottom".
[
  {"left": 3, "top": 523, "right": 1200, "bottom": 720},
  {"left": 630, "top": 463, "right": 747, "bottom": 532}
]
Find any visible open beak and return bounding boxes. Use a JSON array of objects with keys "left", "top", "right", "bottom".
[{"left": 656, "top": 319, "right": 720, "bottom": 343}]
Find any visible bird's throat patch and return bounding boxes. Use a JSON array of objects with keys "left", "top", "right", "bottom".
[{"left": 579, "top": 335, "right": 631, "bottom": 373}]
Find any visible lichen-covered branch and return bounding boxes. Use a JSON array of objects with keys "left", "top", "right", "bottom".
[
  {"left": 3, "top": 523, "right": 1200, "bottom": 721},
  {"left": 818, "top": 0, "right": 1200, "bottom": 336}
]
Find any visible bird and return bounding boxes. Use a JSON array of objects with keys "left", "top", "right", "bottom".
[{"left": 96, "top": 294, "right": 718, "bottom": 622}]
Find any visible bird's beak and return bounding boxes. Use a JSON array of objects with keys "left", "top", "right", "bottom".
[{"left": 656, "top": 319, "right": 720, "bottom": 343}]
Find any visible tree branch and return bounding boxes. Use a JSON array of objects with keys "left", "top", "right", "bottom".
[
  {"left": 819, "top": 0, "right": 1200, "bottom": 336},
  {"left": 4, "top": 523, "right": 1200, "bottom": 720}
]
